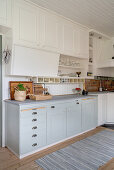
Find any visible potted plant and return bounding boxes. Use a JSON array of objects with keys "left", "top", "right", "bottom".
[{"left": 14, "top": 83, "right": 26, "bottom": 101}]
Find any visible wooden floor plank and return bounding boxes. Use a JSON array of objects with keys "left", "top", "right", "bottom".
[{"left": 0, "top": 127, "right": 113, "bottom": 170}]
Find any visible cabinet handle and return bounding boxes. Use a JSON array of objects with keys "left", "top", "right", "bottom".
[
  {"left": 32, "top": 119, "right": 37, "bottom": 122},
  {"left": 76, "top": 102, "right": 79, "bottom": 104},
  {"left": 32, "top": 126, "right": 37, "bottom": 129},
  {"left": 32, "top": 143, "right": 37, "bottom": 147},
  {"left": 51, "top": 106, "right": 55, "bottom": 108},
  {"left": 32, "top": 109, "right": 37, "bottom": 110},
  {"left": 32, "top": 134, "right": 37, "bottom": 137},
  {"left": 32, "top": 112, "right": 37, "bottom": 115}
]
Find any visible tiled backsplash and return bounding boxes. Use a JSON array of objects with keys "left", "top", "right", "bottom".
[
  {"left": 85, "top": 79, "right": 114, "bottom": 92},
  {"left": 85, "top": 79, "right": 100, "bottom": 92},
  {"left": 45, "top": 83, "right": 83, "bottom": 95}
]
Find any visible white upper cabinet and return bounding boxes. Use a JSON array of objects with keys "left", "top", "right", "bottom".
[
  {"left": 75, "top": 28, "right": 89, "bottom": 58},
  {"left": 12, "top": 0, "right": 89, "bottom": 57},
  {"left": 61, "top": 20, "right": 89, "bottom": 58},
  {"left": 0, "top": 0, "right": 12, "bottom": 27},
  {"left": 40, "top": 10, "right": 60, "bottom": 52},
  {"left": 62, "top": 20, "right": 75, "bottom": 56},
  {"left": 13, "top": 0, "right": 40, "bottom": 48}
]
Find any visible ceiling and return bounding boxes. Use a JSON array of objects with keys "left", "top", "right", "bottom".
[{"left": 30, "top": 0, "right": 114, "bottom": 37}]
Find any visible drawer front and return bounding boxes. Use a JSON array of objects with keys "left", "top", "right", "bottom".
[
  {"left": 20, "top": 116, "right": 39, "bottom": 127},
  {"left": 20, "top": 108, "right": 46, "bottom": 126},
  {"left": 20, "top": 127, "right": 46, "bottom": 155},
  {"left": 20, "top": 136, "right": 38, "bottom": 155},
  {"left": 20, "top": 107, "right": 46, "bottom": 118}
]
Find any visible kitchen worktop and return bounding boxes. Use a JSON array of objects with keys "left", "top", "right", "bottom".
[{"left": 5, "top": 94, "right": 97, "bottom": 106}]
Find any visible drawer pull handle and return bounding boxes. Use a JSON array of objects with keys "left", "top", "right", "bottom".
[
  {"left": 32, "top": 143, "right": 37, "bottom": 147},
  {"left": 51, "top": 106, "right": 55, "bottom": 108},
  {"left": 32, "top": 126, "right": 37, "bottom": 129},
  {"left": 32, "top": 134, "right": 37, "bottom": 137},
  {"left": 76, "top": 102, "right": 79, "bottom": 104},
  {"left": 32, "top": 112, "right": 37, "bottom": 115},
  {"left": 32, "top": 119, "right": 37, "bottom": 122}
]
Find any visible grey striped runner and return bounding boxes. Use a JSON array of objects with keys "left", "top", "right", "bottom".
[{"left": 35, "top": 130, "right": 114, "bottom": 170}]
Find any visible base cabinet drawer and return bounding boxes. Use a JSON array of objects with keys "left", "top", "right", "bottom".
[{"left": 20, "top": 127, "right": 46, "bottom": 155}]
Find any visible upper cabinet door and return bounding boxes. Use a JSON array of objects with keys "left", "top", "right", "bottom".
[
  {"left": 63, "top": 21, "right": 75, "bottom": 56},
  {"left": 75, "top": 28, "right": 89, "bottom": 58},
  {"left": 0, "top": 0, "right": 12, "bottom": 27},
  {"left": 13, "top": 0, "right": 40, "bottom": 48},
  {"left": 40, "top": 10, "right": 60, "bottom": 52}
]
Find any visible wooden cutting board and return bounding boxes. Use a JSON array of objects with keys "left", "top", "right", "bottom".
[
  {"left": 29, "top": 94, "right": 52, "bottom": 101},
  {"left": 10, "top": 81, "right": 33, "bottom": 100},
  {"left": 34, "top": 84, "right": 47, "bottom": 95}
]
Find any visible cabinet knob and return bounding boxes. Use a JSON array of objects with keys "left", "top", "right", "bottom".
[
  {"left": 32, "top": 134, "right": 37, "bottom": 137},
  {"left": 51, "top": 106, "right": 55, "bottom": 108},
  {"left": 32, "top": 112, "right": 37, "bottom": 115},
  {"left": 32, "top": 143, "right": 37, "bottom": 147},
  {"left": 32, "top": 126, "right": 37, "bottom": 129},
  {"left": 32, "top": 118, "right": 37, "bottom": 122}
]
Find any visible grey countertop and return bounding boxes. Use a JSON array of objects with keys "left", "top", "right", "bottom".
[{"left": 5, "top": 94, "right": 97, "bottom": 106}]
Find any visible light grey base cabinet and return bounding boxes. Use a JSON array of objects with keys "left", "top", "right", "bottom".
[
  {"left": 82, "top": 98, "right": 98, "bottom": 131},
  {"left": 5, "top": 97, "right": 98, "bottom": 158}
]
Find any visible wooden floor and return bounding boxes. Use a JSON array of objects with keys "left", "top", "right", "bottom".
[{"left": 0, "top": 127, "right": 114, "bottom": 170}]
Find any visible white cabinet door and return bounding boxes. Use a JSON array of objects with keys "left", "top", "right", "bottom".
[
  {"left": 67, "top": 100, "right": 82, "bottom": 137},
  {"left": 13, "top": 0, "right": 40, "bottom": 48},
  {"left": 98, "top": 94, "right": 107, "bottom": 125},
  {"left": 63, "top": 21, "right": 75, "bottom": 56},
  {"left": 0, "top": 0, "right": 12, "bottom": 27},
  {"left": 107, "top": 93, "right": 114, "bottom": 123},
  {"left": 40, "top": 10, "right": 60, "bottom": 52},
  {"left": 82, "top": 98, "right": 98, "bottom": 131},
  {"left": 76, "top": 28, "right": 89, "bottom": 58},
  {"left": 47, "top": 103, "right": 66, "bottom": 145}
]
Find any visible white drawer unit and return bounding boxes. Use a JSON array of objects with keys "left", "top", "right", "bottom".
[{"left": 6, "top": 103, "right": 46, "bottom": 157}]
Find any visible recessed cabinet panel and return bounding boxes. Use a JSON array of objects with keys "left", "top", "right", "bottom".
[
  {"left": 98, "top": 94, "right": 107, "bottom": 125},
  {"left": 67, "top": 101, "right": 82, "bottom": 137},
  {"left": 13, "top": 0, "right": 40, "bottom": 48},
  {"left": 63, "top": 23, "right": 75, "bottom": 55},
  {"left": 76, "top": 28, "right": 89, "bottom": 58},
  {"left": 41, "top": 11, "right": 59, "bottom": 52},
  {"left": 0, "top": 0, "right": 12, "bottom": 27},
  {"left": 82, "top": 98, "right": 97, "bottom": 131},
  {"left": 0, "top": 0, "right": 7, "bottom": 24},
  {"left": 19, "top": 9, "right": 37, "bottom": 43},
  {"left": 47, "top": 103, "right": 66, "bottom": 144}
]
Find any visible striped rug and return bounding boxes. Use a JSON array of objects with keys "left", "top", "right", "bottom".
[{"left": 35, "top": 130, "right": 114, "bottom": 170}]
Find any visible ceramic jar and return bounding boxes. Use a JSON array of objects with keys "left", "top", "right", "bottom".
[{"left": 14, "top": 90, "right": 26, "bottom": 101}]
